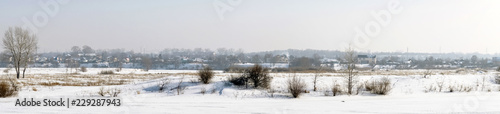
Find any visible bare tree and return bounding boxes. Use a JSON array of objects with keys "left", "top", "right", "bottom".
[
  {"left": 344, "top": 46, "right": 357, "bottom": 95},
  {"left": 313, "top": 67, "right": 322, "bottom": 91},
  {"left": 2, "top": 27, "right": 38, "bottom": 79},
  {"left": 21, "top": 44, "right": 36, "bottom": 78},
  {"left": 141, "top": 56, "right": 152, "bottom": 71}
]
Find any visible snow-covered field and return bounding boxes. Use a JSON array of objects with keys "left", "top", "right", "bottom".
[{"left": 1, "top": 68, "right": 500, "bottom": 113}]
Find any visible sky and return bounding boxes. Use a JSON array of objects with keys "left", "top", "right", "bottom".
[{"left": 1, "top": 0, "right": 500, "bottom": 54}]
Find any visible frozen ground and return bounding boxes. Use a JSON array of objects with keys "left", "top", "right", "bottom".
[{"left": 1, "top": 68, "right": 500, "bottom": 113}]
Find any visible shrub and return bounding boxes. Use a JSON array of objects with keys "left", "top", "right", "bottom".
[
  {"left": 80, "top": 66, "right": 88, "bottom": 72},
  {"left": 355, "top": 84, "right": 363, "bottom": 95},
  {"left": 332, "top": 84, "right": 342, "bottom": 96},
  {"left": 436, "top": 80, "right": 444, "bottom": 92},
  {"left": 99, "top": 70, "right": 114, "bottom": 74},
  {"left": 364, "top": 81, "right": 374, "bottom": 91},
  {"left": 97, "top": 87, "right": 121, "bottom": 97},
  {"left": 228, "top": 76, "right": 247, "bottom": 87},
  {"left": 423, "top": 69, "right": 432, "bottom": 78},
  {"left": 176, "top": 76, "right": 186, "bottom": 95},
  {"left": 268, "top": 88, "right": 276, "bottom": 97},
  {"left": 97, "top": 87, "right": 108, "bottom": 96},
  {"left": 210, "top": 86, "right": 218, "bottom": 94},
  {"left": 0, "top": 80, "right": 17, "bottom": 97},
  {"left": 450, "top": 85, "right": 474, "bottom": 92},
  {"left": 198, "top": 66, "right": 214, "bottom": 84},
  {"left": 158, "top": 78, "right": 171, "bottom": 92},
  {"left": 425, "top": 85, "right": 436, "bottom": 93},
  {"left": 227, "top": 65, "right": 272, "bottom": 89},
  {"left": 189, "top": 78, "right": 198, "bottom": 83},
  {"left": 110, "top": 88, "right": 121, "bottom": 97},
  {"left": 115, "top": 68, "right": 122, "bottom": 72},
  {"left": 497, "top": 67, "right": 500, "bottom": 72},
  {"left": 366, "top": 77, "right": 392, "bottom": 95},
  {"left": 495, "top": 75, "right": 500, "bottom": 84},
  {"left": 245, "top": 65, "right": 271, "bottom": 89},
  {"left": 287, "top": 76, "right": 306, "bottom": 98},
  {"left": 200, "top": 87, "right": 206, "bottom": 95},
  {"left": 449, "top": 85, "right": 455, "bottom": 92}
]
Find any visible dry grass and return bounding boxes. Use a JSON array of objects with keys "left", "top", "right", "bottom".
[
  {"left": 11, "top": 73, "right": 166, "bottom": 87},
  {"left": 0, "top": 80, "right": 17, "bottom": 97}
]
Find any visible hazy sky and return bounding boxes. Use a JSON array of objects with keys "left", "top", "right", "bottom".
[{"left": 1, "top": 0, "right": 500, "bottom": 54}]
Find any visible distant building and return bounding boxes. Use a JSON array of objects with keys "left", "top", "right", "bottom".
[{"left": 357, "top": 55, "right": 377, "bottom": 65}]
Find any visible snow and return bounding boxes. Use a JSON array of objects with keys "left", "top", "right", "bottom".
[{"left": 1, "top": 68, "right": 499, "bottom": 113}]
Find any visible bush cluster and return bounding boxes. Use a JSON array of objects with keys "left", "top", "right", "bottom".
[
  {"left": 365, "top": 77, "right": 392, "bottom": 95},
  {"left": 332, "top": 84, "right": 342, "bottom": 96},
  {"left": 0, "top": 80, "right": 16, "bottom": 97},
  {"left": 0, "top": 79, "right": 18, "bottom": 98},
  {"left": 228, "top": 65, "right": 271, "bottom": 89},
  {"left": 287, "top": 76, "right": 306, "bottom": 98},
  {"left": 99, "top": 70, "right": 114, "bottom": 74},
  {"left": 229, "top": 76, "right": 247, "bottom": 86},
  {"left": 97, "top": 87, "right": 121, "bottom": 97},
  {"left": 198, "top": 67, "right": 214, "bottom": 84},
  {"left": 80, "top": 66, "right": 88, "bottom": 72}
]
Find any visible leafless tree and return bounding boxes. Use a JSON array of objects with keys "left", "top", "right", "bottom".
[
  {"left": 343, "top": 46, "right": 357, "bottom": 95},
  {"left": 141, "top": 56, "right": 152, "bottom": 71},
  {"left": 21, "top": 44, "right": 36, "bottom": 78},
  {"left": 287, "top": 74, "right": 306, "bottom": 98},
  {"left": 2, "top": 27, "right": 38, "bottom": 79},
  {"left": 313, "top": 67, "right": 322, "bottom": 91}
]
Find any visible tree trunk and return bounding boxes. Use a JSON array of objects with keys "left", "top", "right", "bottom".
[
  {"left": 22, "top": 68, "right": 26, "bottom": 78},
  {"left": 16, "top": 72, "right": 20, "bottom": 79}
]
